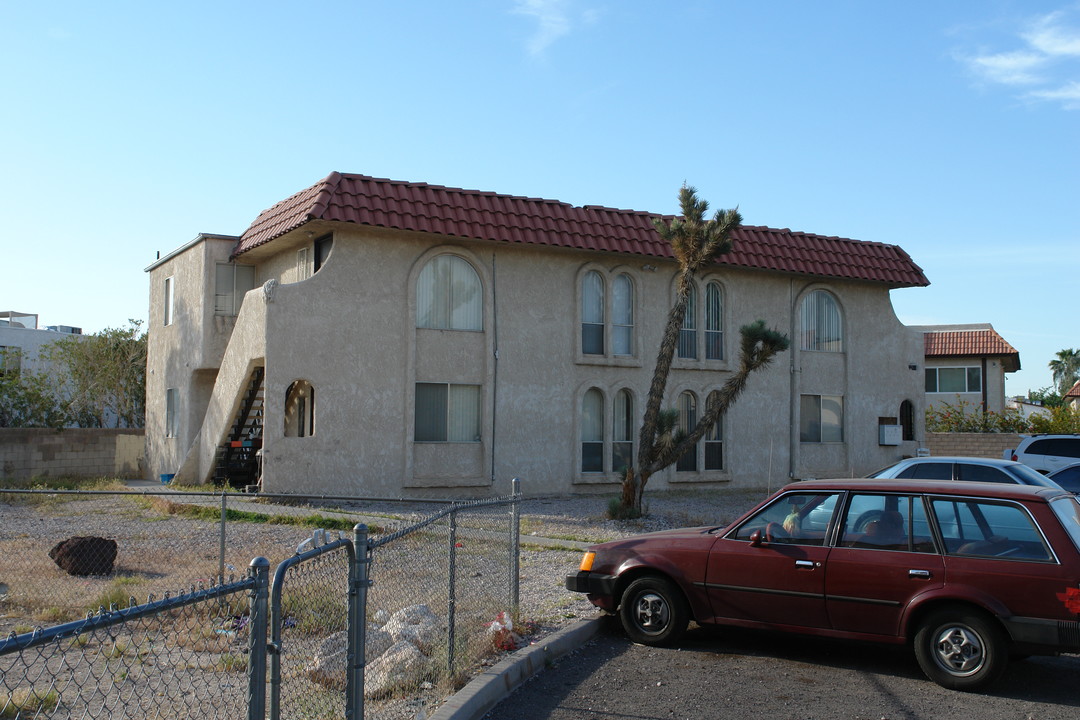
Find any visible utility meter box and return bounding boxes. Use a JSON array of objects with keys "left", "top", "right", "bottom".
[{"left": 879, "top": 424, "right": 901, "bottom": 446}]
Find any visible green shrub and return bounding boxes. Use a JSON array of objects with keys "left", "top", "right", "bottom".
[{"left": 925, "top": 399, "right": 1031, "bottom": 433}]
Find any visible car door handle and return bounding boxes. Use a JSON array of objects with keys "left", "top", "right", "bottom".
[
  {"left": 795, "top": 560, "right": 816, "bottom": 569},
  {"left": 908, "top": 569, "right": 932, "bottom": 579}
]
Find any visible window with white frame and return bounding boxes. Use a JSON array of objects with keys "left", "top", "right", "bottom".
[
  {"left": 613, "top": 389, "right": 634, "bottom": 473},
  {"left": 612, "top": 274, "right": 634, "bottom": 356},
  {"left": 417, "top": 255, "right": 482, "bottom": 331},
  {"left": 705, "top": 281, "right": 723, "bottom": 360},
  {"left": 676, "top": 391, "right": 698, "bottom": 471},
  {"left": 925, "top": 366, "right": 982, "bottom": 393},
  {"left": 800, "top": 394, "right": 843, "bottom": 443},
  {"left": 165, "top": 388, "right": 179, "bottom": 438},
  {"left": 581, "top": 388, "right": 604, "bottom": 472},
  {"left": 414, "top": 383, "right": 481, "bottom": 442},
  {"left": 163, "top": 276, "right": 174, "bottom": 327},
  {"left": 705, "top": 390, "right": 724, "bottom": 470},
  {"left": 215, "top": 263, "right": 257, "bottom": 316},
  {"left": 678, "top": 284, "right": 698, "bottom": 359},
  {"left": 581, "top": 271, "right": 605, "bottom": 355},
  {"left": 799, "top": 290, "right": 843, "bottom": 352},
  {"left": 297, "top": 248, "right": 312, "bottom": 280}
]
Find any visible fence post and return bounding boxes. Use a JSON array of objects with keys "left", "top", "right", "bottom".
[
  {"left": 350, "top": 524, "right": 369, "bottom": 720},
  {"left": 247, "top": 556, "right": 270, "bottom": 720},
  {"left": 447, "top": 508, "right": 458, "bottom": 679},
  {"left": 220, "top": 492, "right": 228, "bottom": 583},
  {"left": 510, "top": 477, "right": 521, "bottom": 621}
]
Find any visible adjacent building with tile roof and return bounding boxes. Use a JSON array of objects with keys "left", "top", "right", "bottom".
[
  {"left": 912, "top": 323, "right": 1021, "bottom": 414},
  {"left": 145, "top": 173, "right": 931, "bottom": 496}
]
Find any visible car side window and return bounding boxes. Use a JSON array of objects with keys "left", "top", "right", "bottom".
[
  {"left": 729, "top": 492, "right": 841, "bottom": 546},
  {"left": 838, "top": 494, "right": 936, "bottom": 553},
  {"left": 955, "top": 464, "right": 1013, "bottom": 483},
  {"left": 897, "top": 462, "right": 951, "bottom": 480},
  {"left": 930, "top": 498, "right": 1053, "bottom": 561}
]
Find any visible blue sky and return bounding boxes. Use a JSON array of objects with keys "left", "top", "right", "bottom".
[{"left": 2, "top": 1, "right": 1077, "bottom": 395}]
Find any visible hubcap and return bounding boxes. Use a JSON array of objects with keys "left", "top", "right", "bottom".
[
  {"left": 633, "top": 591, "right": 669, "bottom": 634},
  {"left": 932, "top": 625, "right": 984, "bottom": 676}
]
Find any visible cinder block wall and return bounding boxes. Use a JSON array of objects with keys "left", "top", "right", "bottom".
[
  {"left": 925, "top": 432, "right": 1023, "bottom": 459},
  {"left": 0, "top": 428, "right": 145, "bottom": 482}
]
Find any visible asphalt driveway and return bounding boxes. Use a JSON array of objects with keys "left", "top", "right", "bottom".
[{"left": 482, "top": 618, "right": 1080, "bottom": 720}]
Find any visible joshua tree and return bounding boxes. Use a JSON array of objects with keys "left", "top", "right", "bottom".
[
  {"left": 619, "top": 186, "right": 789, "bottom": 516},
  {"left": 1049, "top": 348, "right": 1080, "bottom": 396}
]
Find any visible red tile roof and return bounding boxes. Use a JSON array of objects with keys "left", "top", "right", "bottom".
[
  {"left": 1065, "top": 380, "right": 1080, "bottom": 399},
  {"left": 234, "top": 172, "right": 929, "bottom": 287},
  {"left": 923, "top": 328, "right": 1020, "bottom": 372}
]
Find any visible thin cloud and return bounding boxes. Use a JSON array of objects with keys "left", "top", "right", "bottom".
[
  {"left": 960, "top": 5, "right": 1080, "bottom": 109},
  {"left": 512, "top": 0, "right": 595, "bottom": 57}
]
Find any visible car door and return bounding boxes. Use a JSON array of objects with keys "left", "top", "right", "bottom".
[
  {"left": 705, "top": 491, "right": 840, "bottom": 629},
  {"left": 825, "top": 493, "right": 944, "bottom": 636}
]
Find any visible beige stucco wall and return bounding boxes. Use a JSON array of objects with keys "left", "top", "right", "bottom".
[
  {"left": 146, "top": 224, "right": 927, "bottom": 496},
  {"left": 924, "top": 357, "right": 1009, "bottom": 413}
]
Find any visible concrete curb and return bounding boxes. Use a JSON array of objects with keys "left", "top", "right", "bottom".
[{"left": 428, "top": 617, "right": 603, "bottom": 720}]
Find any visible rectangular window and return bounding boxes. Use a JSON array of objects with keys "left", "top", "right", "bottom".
[
  {"left": 165, "top": 388, "right": 179, "bottom": 438},
  {"left": 215, "top": 263, "right": 257, "bottom": 316},
  {"left": 0, "top": 346, "right": 21, "bottom": 378},
  {"left": 612, "top": 391, "right": 633, "bottom": 472},
  {"left": 931, "top": 499, "right": 1052, "bottom": 560},
  {"left": 163, "top": 276, "right": 174, "bottom": 326},
  {"left": 705, "top": 416, "right": 723, "bottom": 470},
  {"left": 705, "top": 283, "right": 723, "bottom": 360},
  {"left": 297, "top": 248, "right": 312, "bottom": 280},
  {"left": 925, "top": 366, "right": 982, "bottom": 393},
  {"left": 800, "top": 395, "right": 843, "bottom": 443},
  {"left": 415, "top": 383, "right": 481, "bottom": 442}
]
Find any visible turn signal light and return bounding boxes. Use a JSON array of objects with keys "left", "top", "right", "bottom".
[{"left": 579, "top": 551, "right": 595, "bottom": 572}]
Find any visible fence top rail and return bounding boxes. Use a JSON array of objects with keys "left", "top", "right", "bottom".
[
  {"left": 0, "top": 488, "right": 514, "bottom": 506},
  {"left": 0, "top": 574, "right": 257, "bottom": 656},
  {"left": 369, "top": 492, "right": 519, "bottom": 549}
]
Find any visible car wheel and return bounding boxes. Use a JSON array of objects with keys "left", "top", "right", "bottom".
[
  {"left": 913, "top": 608, "right": 1008, "bottom": 691},
  {"left": 619, "top": 576, "right": 689, "bottom": 646},
  {"left": 852, "top": 510, "right": 885, "bottom": 532}
]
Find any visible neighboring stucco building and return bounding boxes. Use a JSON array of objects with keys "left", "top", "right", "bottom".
[
  {"left": 914, "top": 324, "right": 1020, "bottom": 414},
  {"left": 1066, "top": 380, "right": 1080, "bottom": 411},
  {"left": 1, "top": 312, "right": 84, "bottom": 378},
  {"left": 145, "top": 173, "right": 930, "bottom": 496}
]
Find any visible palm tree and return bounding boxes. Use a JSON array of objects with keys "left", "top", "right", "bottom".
[
  {"left": 619, "top": 186, "right": 789, "bottom": 515},
  {"left": 1049, "top": 348, "right": 1080, "bottom": 395}
]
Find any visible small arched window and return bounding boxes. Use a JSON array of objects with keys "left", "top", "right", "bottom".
[
  {"left": 800, "top": 290, "right": 843, "bottom": 352},
  {"left": 676, "top": 391, "right": 698, "bottom": 471},
  {"left": 705, "top": 390, "right": 724, "bottom": 470},
  {"left": 581, "top": 388, "right": 604, "bottom": 472},
  {"left": 284, "top": 380, "right": 315, "bottom": 438},
  {"left": 705, "top": 281, "right": 723, "bottom": 360},
  {"left": 417, "top": 255, "right": 482, "bottom": 330},
  {"left": 581, "top": 271, "right": 605, "bottom": 355},
  {"left": 900, "top": 400, "right": 915, "bottom": 441},
  {"left": 612, "top": 274, "right": 634, "bottom": 356},
  {"left": 678, "top": 284, "right": 698, "bottom": 359}
]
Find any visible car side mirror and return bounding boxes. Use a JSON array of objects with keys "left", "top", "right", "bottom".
[{"left": 749, "top": 529, "right": 763, "bottom": 547}]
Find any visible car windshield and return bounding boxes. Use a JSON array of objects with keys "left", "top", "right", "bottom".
[
  {"left": 1050, "top": 496, "right": 1080, "bottom": 553},
  {"left": 1049, "top": 465, "right": 1080, "bottom": 493},
  {"left": 1004, "top": 463, "right": 1062, "bottom": 488}
]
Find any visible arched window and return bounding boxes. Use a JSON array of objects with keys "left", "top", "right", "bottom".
[
  {"left": 612, "top": 274, "right": 634, "bottom": 357},
  {"left": 284, "top": 380, "right": 315, "bottom": 438},
  {"left": 705, "top": 281, "right": 723, "bottom": 360},
  {"left": 676, "top": 391, "right": 698, "bottom": 471},
  {"left": 705, "top": 390, "right": 724, "bottom": 470},
  {"left": 581, "top": 388, "right": 604, "bottom": 472},
  {"left": 678, "top": 284, "right": 698, "bottom": 359},
  {"left": 900, "top": 400, "right": 915, "bottom": 442},
  {"left": 417, "top": 255, "right": 482, "bottom": 330},
  {"left": 613, "top": 389, "right": 634, "bottom": 473},
  {"left": 581, "top": 271, "right": 605, "bottom": 355},
  {"left": 800, "top": 290, "right": 843, "bottom": 352}
]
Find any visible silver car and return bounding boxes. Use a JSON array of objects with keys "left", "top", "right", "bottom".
[{"left": 869, "top": 456, "right": 1061, "bottom": 487}]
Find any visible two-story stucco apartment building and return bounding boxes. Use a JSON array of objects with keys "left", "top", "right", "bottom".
[{"left": 144, "top": 173, "right": 930, "bottom": 496}]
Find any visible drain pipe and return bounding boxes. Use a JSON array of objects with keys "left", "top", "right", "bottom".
[{"left": 491, "top": 254, "right": 499, "bottom": 484}]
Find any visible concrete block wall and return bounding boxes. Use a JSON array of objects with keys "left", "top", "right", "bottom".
[
  {"left": 0, "top": 428, "right": 145, "bottom": 482},
  {"left": 925, "top": 432, "right": 1022, "bottom": 460}
]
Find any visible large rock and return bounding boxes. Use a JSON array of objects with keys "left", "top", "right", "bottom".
[
  {"left": 306, "top": 626, "right": 392, "bottom": 690},
  {"left": 48, "top": 537, "right": 117, "bottom": 576},
  {"left": 383, "top": 604, "right": 442, "bottom": 654},
  {"left": 365, "top": 640, "right": 428, "bottom": 698}
]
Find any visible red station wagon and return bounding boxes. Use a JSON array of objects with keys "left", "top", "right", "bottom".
[{"left": 566, "top": 479, "right": 1080, "bottom": 690}]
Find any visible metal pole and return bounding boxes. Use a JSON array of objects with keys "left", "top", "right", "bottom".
[
  {"left": 350, "top": 524, "right": 369, "bottom": 720},
  {"left": 510, "top": 477, "right": 520, "bottom": 621},
  {"left": 220, "top": 492, "right": 227, "bottom": 583},
  {"left": 447, "top": 509, "right": 458, "bottom": 680},
  {"left": 247, "top": 556, "right": 270, "bottom": 720}
]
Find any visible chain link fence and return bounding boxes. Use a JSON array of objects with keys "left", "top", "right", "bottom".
[{"left": 0, "top": 482, "right": 522, "bottom": 719}]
